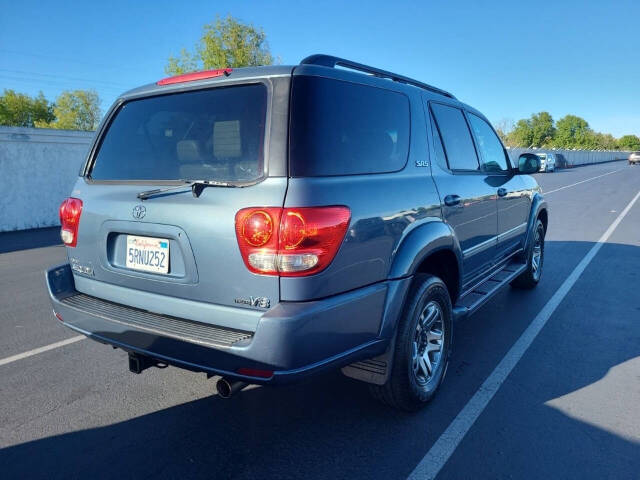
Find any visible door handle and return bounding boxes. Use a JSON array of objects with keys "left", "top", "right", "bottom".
[
  {"left": 444, "top": 194, "right": 461, "bottom": 207},
  {"left": 497, "top": 188, "right": 508, "bottom": 197}
]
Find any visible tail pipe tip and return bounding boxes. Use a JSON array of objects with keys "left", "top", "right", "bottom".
[{"left": 216, "top": 377, "right": 248, "bottom": 399}]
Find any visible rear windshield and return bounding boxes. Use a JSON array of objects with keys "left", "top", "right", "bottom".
[
  {"left": 89, "top": 84, "right": 267, "bottom": 182},
  {"left": 289, "top": 76, "right": 410, "bottom": 176}
]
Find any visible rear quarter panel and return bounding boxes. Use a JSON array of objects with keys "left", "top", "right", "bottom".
[{"left": 281, "top": 86, "right": 442, "bottom": 301}]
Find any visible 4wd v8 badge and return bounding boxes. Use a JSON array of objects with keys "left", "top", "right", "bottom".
[{"left": 234, "top": 296, "right": 271, "bottom": 309}]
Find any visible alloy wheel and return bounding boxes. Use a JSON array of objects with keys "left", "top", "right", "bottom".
[
  {"left": 412, "top": 300, "right": 445, "bottom": 384},
  {"left": 532, "top": 228, "right": 543, "bottom": 281}
]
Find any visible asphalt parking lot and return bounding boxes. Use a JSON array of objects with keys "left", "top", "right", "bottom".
[{"left": 1, "top": 161, "right": 639, "bottom": 479}]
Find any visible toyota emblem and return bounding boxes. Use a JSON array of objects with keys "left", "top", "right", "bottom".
[{"left": 132, "top": 205, "right": 146, "bottom": 219}]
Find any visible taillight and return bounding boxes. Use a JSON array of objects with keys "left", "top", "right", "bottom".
[
  {"left": 59, "top": 197, "right": 83, "bottom": 247},
  {"left": 235, "top": 206, "right": 350, "bottom": 277},
  {"left": 236, "top": 207, "right": 281, "bottom": 274}
]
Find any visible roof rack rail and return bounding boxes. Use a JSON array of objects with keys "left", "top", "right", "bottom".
[{"left": 300, "top": 54, "right": 456, "bottom": 99}]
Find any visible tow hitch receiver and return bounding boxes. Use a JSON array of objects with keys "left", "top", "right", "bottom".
[{"left": 128, "top": 353, "right": 161, "bottom": 374}]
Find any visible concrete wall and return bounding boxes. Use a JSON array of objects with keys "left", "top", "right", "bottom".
[
  {"left": 0, "top": 126, "right": 93, "bottom": 232},
  {"left": 506, "top": 147, "right": 629, "bottom": 167}
]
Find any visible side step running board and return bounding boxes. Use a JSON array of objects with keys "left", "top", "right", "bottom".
[{"left": 454, "top": 259, "right": 527, "bottom": 320}]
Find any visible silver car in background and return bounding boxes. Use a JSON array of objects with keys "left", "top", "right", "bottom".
[
  {"left": 629, "top": 151, "right": 640, "bottom": 165},
  {"left": 536, "top": 153, "right": 556, "bottom": 172}
]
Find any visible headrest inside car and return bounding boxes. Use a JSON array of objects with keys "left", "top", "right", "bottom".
[
  {"left": 176, "top": 140, "right": 203, "bottom": 164},
  {"left": 214, "top": 120, "right": 242, "bottom": 158}
]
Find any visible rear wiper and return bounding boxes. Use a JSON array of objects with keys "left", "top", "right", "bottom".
[
  {"left": 190, "top": 179, "right": 237, "bottom": 197},
  {"left": 137, "top": 180, "right": 236, "bottom": 200}
]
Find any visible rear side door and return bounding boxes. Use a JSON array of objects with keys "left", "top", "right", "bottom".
[
  {"left": 428, "top": 101, "right": 498, "bottom": 283},
  {"left": 465, "top": 111, "right": 531, "bottom": 259}
]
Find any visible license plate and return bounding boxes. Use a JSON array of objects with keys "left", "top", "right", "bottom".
[{"left": 126, "top": 235, "right": 170, "bottom": 274}]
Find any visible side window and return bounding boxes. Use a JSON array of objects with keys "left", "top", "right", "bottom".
[
  {"left": 289, "top": 76, "right": 410, "bottom": 176},
  {"left": 467, "top": 113, "right": 509, "bottom": 172},
  {"left": 430, "top": 113, "right": 448, "bottom": 171},
  {"left": 430, "top": 103, "right": 479, "bottom": 171}
]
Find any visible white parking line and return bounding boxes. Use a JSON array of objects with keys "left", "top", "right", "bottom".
[
  {"left": 0, "top": 335, "right": 85, "bottom": 367},
  {"left": 544, "top": 168, "right": 623, "bottom": 195},
  {"left": 408, "top": 189, "right": 640, "bottom": 480}
]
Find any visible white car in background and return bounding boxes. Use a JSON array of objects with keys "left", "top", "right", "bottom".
[{"left": 536, "top": 153, "right": 556, "bottom": 172}]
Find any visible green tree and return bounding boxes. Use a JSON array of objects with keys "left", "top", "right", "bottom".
[
  {"left": 0, "top": 89, "right": 55, "bottom": 127},
  {"left": 166, "top": 15, "right": 275, "bottom": 75},
  {"left": 495, "top": 110, "right": 637, "bottom": 151},
  {"left": 37, "top": 90, "right": 101, "bottom": 131},
  {"left": 529, "top": 112, "right": 555, "bottom": 147},
  {"left": 506, "top": 112, "right": 555, "bottom": 148},
  {"left": 554, "top": 115, "right": 592, "bottom": 149},
  {"left": 618, "top": 134, "right": 640, "bottom": 151},
  {"left": 602, "top": 134, "right": 620, "bottom": 150},
  {"left": 507, "top": 119, "right": 534, "bottom": 147},
  {"left": 585, "top": 130, "right": 617, "bottom": 149}
]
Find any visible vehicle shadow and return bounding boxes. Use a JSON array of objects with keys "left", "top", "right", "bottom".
[
  {"left": 1, "top": 241, "right": 639, "bottom": 479},
  {"left": 0, "top": 227, "right": 61, "bottom": 254}
]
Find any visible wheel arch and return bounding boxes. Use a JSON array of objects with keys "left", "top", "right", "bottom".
[
  {"left": 524, "top": 193, "right": 548, "bottom": 252},
  {"left": 413, "top": 250, "right": 460, "bottom": 304},
  {"left": 364, "top": 221, "right": 462, "bottom": 387},
  {"left": 387, "top": 220, "right": 462, "bottom": 310},
  {"left": 538, "top": 206, "right": 548, "bottom": 233},
  {"left": 389, "top": 220, "right": 462, "bottom": 277}
]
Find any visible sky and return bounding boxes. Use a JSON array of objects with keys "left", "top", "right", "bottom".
[{"left": 1, "top": 0, "right": 639, "bottom": 137}]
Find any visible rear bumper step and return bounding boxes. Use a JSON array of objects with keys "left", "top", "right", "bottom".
[
  {"left": 60, "top": 293, "right": 252, "bottom": 348},
  {"left": 46, "top": 264, "right": 391, "bottom": 383}
]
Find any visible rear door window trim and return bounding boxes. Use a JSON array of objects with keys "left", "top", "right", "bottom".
[
  {"left": 463, "top": 110, "right": 513, "bottom": 175},
  {"left": 428, "top": 100, "right": 482, "bottom": 174}
]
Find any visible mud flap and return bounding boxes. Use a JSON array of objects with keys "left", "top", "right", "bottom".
[{"left": 341, "top": 341, "right": 395, "bottom": 385}]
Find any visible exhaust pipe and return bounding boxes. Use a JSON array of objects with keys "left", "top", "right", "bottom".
[{"left": 216, "top": 377, "right": 248, "bottom": 399}]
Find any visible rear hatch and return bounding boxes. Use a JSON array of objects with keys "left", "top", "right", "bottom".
[{"left": 68, "top": 76, "right": 290, "bottom": 324}]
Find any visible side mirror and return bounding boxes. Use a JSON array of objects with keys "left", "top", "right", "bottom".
[{"left": 517, "top": 153, "right": 540, "bottom": 174}]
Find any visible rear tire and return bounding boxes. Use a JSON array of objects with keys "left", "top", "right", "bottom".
[
  {"left": 511, "top": 219, "right": 545, "bottom": 289},
  {"left": 370, "top": 274, "right": 452, "bottom": 411}
]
